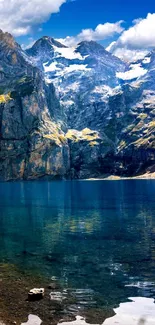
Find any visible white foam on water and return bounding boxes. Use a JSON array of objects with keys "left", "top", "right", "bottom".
[
  {"left": 125, "top": 281, "right": 155, "bottom": 288},
  {"left": 21, "top": 314, "right": 42, "bottom": 325}
]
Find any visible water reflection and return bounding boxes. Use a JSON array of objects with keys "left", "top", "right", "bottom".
[
  {"left": 57, "top": 298, "right": 155, "bottom": 325},
  {"left": 0, "top": 180, "right": 155, "bottom": 312}
]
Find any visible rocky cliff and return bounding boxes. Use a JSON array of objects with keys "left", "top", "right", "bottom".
[
  {"left": 0, "top": 31, "right": 70, "bottom": 180},
  {"left": 0, "top": 30, "right": 155, "bottom": 180}
]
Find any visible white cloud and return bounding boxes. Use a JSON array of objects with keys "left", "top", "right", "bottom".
[
  {"left": 0, "top": 0, "right": 67, "bottom": 36},
  {"left": 106, "top": 42, "right": 148, "bottom": 62},
  {"left": 107, "top": 13, "right": 155, "bottom": 62},
  {"left": 118, "top": 13, "right": 155, "bottom": 49},
  {"left": 114, "top": 48, "right": 148, "bottom": 62},
  {"left": 58, "top": 13, "right": 155, "bottom": 62},
  {"left": 57, "top": 21, "right": 124, "bottom": 47}
]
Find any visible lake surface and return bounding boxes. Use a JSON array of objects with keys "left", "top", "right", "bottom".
[{"left": 0, "top": 180, "right": 155, "bottom": 323}]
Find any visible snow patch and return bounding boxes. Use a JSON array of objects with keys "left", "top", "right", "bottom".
[
  {"left": 64, "top": 64, "right": 91, "bottom": 74},
  {"left": 93, "top": 85, "right": 113, "bottom": 95},
  {"left": 45, "top": 77, "right": 53, "bottom": 84},
  {"left": 43, "top": 61, "right": 60, "bottom": 72},
  {"left": 60, "top": 100, "right": 74, "bottom": 106},
  {"left": 117, "top": 64, "right": 147, "bottom": 80},
  {"left": 53, "top": 46, "right": 85, "bottom": 60},
  {"left": 50, "top": 64, "right": 91, "bottom": 78},
  {"left": 67, "top": 81, "right": 80, "bottom": 91},
  {"left": 142, "top": 57, "right": 151, "bottom": 64},
  {"left": 45, "top": 62, "right": 91, "bottom": 79}
]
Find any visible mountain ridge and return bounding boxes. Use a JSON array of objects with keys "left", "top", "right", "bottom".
[{"left": 0, "top": 30, "right": 155, "bottom": 180}]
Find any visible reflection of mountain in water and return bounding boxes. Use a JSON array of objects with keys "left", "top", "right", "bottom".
[{"left": 0, "top": 180, "right": 155, "bottom": 312}]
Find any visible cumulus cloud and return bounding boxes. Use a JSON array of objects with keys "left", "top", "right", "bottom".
[
  {"left": 58, "top": 13, "right": 155, "bottom": 62},
  {"left": 57, "top": 21, "right": 124, "bottom": 47},
  {"left": 106, "top": 42, "right": 148, "bottom": 62},
  {"left": 118, "top": 13, "right": 155, "bottom": 49},
  {"left": 107, "top": 13, "right": 155, "bottom": 62},
  {"left": 0, "top": 0, "right": 67, "bottom": 36}
]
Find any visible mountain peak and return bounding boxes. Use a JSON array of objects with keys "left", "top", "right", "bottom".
[
  {"left": 40, "top": 36, "right": 67, "bottom": 48},
  {"left": 0, "top": 29, "right": 18, "bottom": 49},
  {"left": 76, "top": 40, "right": 107, "bottom": 56},
  {"left": 27, "top": 36, "right": 67, "bottom": 57},
  {"left": 78, "top": 40, "right": 104, "bottom": 47}
]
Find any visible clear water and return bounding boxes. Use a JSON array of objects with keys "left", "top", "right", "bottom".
[{"left": 0, "top": 180, "right": 155, "bottom": 315}]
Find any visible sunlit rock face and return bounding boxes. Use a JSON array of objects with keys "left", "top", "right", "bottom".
[
  {"left": 0, "top": 30, "right": 155, "bottom": 180},
  {"left": 0, "top": 31, "right": 70, "bottom": 181},
  {"left": 26, "top": 37, "right": 155, "bottom": 178}
]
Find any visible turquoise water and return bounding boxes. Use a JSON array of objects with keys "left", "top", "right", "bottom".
[{"left": 0, "top": 180, "right": 155, "bottom": 314}]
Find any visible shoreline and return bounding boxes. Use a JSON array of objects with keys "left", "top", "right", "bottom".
[
  {"left": 1, "top": 172, "right": 155, "bottom": 183},
  {"left": 0, "top": 263, "right": 114, "bottom": 325},
  {"left": 85, "top": 172, "right": 155, "bottom": 181}
]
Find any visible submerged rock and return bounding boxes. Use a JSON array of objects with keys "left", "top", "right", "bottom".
[
  {"left": 50, "top": 290, "right": 67, "bottom": 302},
  {"left": 28, "top": 288, "right": 44, "bottom": 301},
  {"left": 48, "top": 282, "right": 60, "bottom": 290},
  {"left": 57, "top": 315, "right": 96, "bottom": 325}
]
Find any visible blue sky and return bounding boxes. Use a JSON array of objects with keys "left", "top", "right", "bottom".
[
  {"left": 0, "top": 0, "right": 155, "bottom": 61},
  {"left": 16, "top": 0, "right": 155, "bottom": 46}
]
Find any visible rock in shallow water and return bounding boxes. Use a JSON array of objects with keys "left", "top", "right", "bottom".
[
  {"left": 28, "top": 288, "right": 44, "bottom": 301},
  {"left": 21, "top": 315, "right": 42, "bottom": 325},
  {"left": 48, "top": 282, "right": 60, "bottom": 290}
]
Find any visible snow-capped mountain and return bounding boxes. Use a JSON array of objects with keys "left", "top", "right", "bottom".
[
  {"left": 26, "top": 37, "right": 155, "bottom": 177},
  {"left": 0, "top": 31, "right": 155, "bottom": 180},
  {"left": 27, "top": 37, "right": 128, "bottom": 128},
  {"left": 27, "top": 37, "right": 127, "bottom": 94}
]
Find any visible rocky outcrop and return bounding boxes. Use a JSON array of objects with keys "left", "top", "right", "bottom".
[
  {"left": 0, "top": 85, "right": 70, "bottom": 180},
  {"left": 28, "top": 288, "right": 44, "bottom": 301}
]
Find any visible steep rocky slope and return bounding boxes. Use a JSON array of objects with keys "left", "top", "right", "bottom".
[
  {"left": 0, "top": 31, "right": 70, "bottom": 180},
  {"left": 0, "top": 31, "right": 155, "bottom": 180}
]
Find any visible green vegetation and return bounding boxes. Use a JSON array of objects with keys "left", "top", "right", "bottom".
[
  {"left": 43, "top": 133, "right": 67, "bottom": 146},
  {"left": 138, "top": 113, "right": 148, "bottom": 120},
  {"left": 0, "top": 92, "right": 12, "bottom": 103},
  {"left": 89, "top": 141, "right": 99, "bottom": 147},
  {"left": 66, "top": 128, "right": 100, "bottom": 143},
  {"left": 119, "top": 140, "right": 126, "bottom": 150}
]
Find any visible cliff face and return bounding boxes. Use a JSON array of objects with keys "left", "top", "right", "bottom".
[
  {"left": 0, "top": 31, "right": 155, "bottom": 180},
  {"left": 104, "top": 84, "right": 155, "bottom": 176},
  {"left": 0, "top": 31, "right": 70, "bottom": 181}
]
